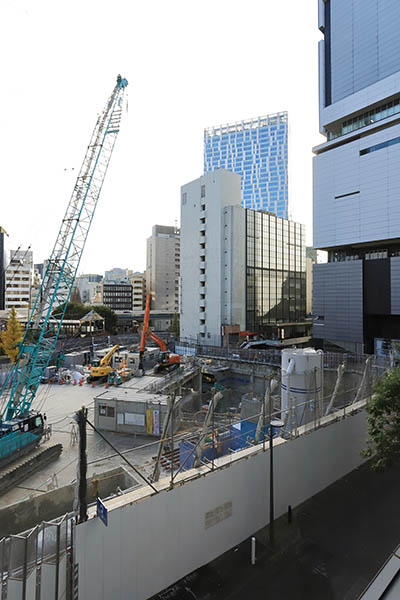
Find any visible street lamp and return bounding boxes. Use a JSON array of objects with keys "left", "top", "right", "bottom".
[{"left": 268, "top": 415, "right": 284, "bottom": 548}]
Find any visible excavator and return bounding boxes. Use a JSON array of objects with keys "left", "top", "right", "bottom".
[
  {"left": 139, "top": 294, "right": 180, "bottom": 374},
  {"left": 88, "top": 345, "right": 120, "bottom": 382}
]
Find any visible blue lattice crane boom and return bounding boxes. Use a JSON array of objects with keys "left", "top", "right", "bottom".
[{"left": 0, "top": 75, "right": 128, "bottom": 465}]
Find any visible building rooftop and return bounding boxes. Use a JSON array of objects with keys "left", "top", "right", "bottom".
[{"left": 204, "top": 111, "right": 288, "bottom": 138}]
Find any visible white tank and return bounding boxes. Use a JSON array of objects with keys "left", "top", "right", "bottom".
[{"left": 281, "top": 348, "right": 324, "bottom": 427}]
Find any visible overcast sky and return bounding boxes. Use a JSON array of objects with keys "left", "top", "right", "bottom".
[{"left": 1, "top": 0, "right": 324, "bottom": 275}]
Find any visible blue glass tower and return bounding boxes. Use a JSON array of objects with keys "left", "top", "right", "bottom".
[{"left": 204, "top": 112, "right": 288, "bottom": 218}]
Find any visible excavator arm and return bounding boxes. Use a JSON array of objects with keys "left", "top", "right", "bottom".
[
  {"left": 146, "top": 332, "right": 167, "bottom": 352},
  {"left": 139, "top": 293, "right": 179, "bottom": 373},
  {"left": 99, "top": 345, "right": 120, "bottom": 367}
]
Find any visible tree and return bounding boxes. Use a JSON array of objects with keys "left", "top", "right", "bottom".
[
  {"left": 1, "top": 307, "right": 23, "bottom": 363},
  {"left": 363, "top": 367, "right": 400, "bottom": 470},
  {"left": 169, "top": 313, "right": 180, "bottom": 336}
]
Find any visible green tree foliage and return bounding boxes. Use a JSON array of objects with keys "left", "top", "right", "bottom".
[
  {"left": 53, "top": 302, "right": 118, "bottom": 334},
  {"left": 363, "top": 367, "right": 400, "bottom": 469},
  {"left": 170, "top": 313, "right": 180, "bottom": 336},
  {"left": 0, "top": 307, "right": 23, "bottom": 363}
]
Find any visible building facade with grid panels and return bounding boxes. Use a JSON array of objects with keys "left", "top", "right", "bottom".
[
  {"left": 204, "top": 113, "right": 288, "bottom": 218},
  {"left": 180, "top": 170, "right": 306, "bottom": 346},
  {"left": 313, "top": 0, "right": 400, "bottom": 354},
  {"left": 246, "top": 210, "right": 306, "bottom": 332}
]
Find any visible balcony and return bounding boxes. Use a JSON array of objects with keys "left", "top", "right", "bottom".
[
  {"left": 199, "top": 274, "right": 206, "bottom": 283},
  {"left": 199, "top": 298, "right": 206, "bottom": 308}
]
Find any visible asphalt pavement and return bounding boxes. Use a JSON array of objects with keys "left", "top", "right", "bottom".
[{"left": 152, "top": 459, "right": 400, "bottom": 600}]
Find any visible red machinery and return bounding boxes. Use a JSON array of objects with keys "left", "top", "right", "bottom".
[{"left": 139, "top": 294, "right": 180, "bottom": 374}]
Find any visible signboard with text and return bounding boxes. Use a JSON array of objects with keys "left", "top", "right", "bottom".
[{"left": 97, "top": 497, "right": 108, "bottom": 527}]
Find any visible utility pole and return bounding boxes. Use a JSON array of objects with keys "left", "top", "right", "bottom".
[{"left": 75, "top": 407, "right": 88, "bottom": 524}]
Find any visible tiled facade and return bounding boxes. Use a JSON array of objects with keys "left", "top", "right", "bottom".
[{"left": 204, "top": 113, "right": 288, "bottom": 218}]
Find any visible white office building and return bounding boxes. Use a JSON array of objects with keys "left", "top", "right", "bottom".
[
  {"left": 76, "top": 274, "right": 103, "bottom": 305},
  {"left": 130, "top": 271, "right": 146, "bottom": 311},
  {"left": 180, "top": 170, "right": 246, "bottom": 346}
]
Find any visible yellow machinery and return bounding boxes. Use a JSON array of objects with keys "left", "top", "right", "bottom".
[{"left": 88, "top": 345, "right": 120, "bottom": 382}]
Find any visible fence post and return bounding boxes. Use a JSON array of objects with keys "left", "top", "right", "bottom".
[{"left": 55, "top": 522, "right": 60, "bottom": 600}]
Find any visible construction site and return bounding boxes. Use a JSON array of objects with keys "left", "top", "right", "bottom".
[
  {"left": 0, "top": 331, "right": 393, "bottom": 598},
  {"left": 0, "top": 74, "right": 397, "bottom": 600}
]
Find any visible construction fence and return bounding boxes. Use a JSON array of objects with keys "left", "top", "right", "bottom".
[{"left": 0, "top": 515, "right": 74, "bottom": 600}]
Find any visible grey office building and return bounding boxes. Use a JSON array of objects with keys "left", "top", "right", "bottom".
[
  {"left": 146, "top": 225, "right": 180, "bottom": 314},
  {"left": 313, "top": 0, "right": 400, "bottom": 353}
]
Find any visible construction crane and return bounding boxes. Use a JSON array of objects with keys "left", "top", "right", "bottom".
[
  {"left": 0, "top": 75, "right": 128, "bottom": 468},
  {"left": 139, "top": 293, "right": 180, "bottom": 374},
  {"left": 88, "top": 344, "right": 120, "bottom": 382}
]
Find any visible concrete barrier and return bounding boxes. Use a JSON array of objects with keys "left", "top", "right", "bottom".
[{"left": 0, "top": 466, "right": 138, "bottom": 538}]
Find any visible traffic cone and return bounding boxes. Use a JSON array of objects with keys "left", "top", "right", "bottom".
[
  {"left": 79, "top": 379, "right": 83, "bottom": 387},
  {"left": 73, "top": 380, "right": 76, "bottom": 386},
  {"left": 59, "top": 380, "right": 63, "bottom": 385},
  {"left": 92, "top": 382, "right": 95, "bottom": 388},
  {"left": 105, "top": 383, "right": 109, "bottom": 389}
]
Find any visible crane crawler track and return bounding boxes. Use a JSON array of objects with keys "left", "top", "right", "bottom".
[{"left": 0, "top": 444, "right": 63, "bottom": 497}]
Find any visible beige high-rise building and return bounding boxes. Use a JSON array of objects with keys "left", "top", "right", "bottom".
[
  {"left": 146, "top": 225, "right": 180, "bottom": 313},
  {"left": 129, "top": 271, "right": 146, "bottom": 310},
  {"left": 5, "top": 249, "right": 33, "bottom": 311}
]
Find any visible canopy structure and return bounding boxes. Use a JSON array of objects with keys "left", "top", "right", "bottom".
[{"left": 79, "top": 310, "right": 105, "bottom": 333}]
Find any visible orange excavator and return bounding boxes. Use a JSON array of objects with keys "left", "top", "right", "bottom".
[{"left": 139, "top": 294, "right": 180, "bottom": 374}]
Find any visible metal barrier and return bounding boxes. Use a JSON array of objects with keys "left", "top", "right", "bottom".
[
  {"left": 0, "top": 515, "right": 73, "bottom": 600},
  {"left": 176, "top": 342, "right": 392, "bottom": 373}
]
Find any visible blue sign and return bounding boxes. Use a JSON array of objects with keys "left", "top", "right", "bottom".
[{"left": 97, "top": 497, "right": 108, "bottom": 527}]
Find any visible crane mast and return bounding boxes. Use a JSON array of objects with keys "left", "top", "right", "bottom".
[{"left": 1, "top": 75, "right": 128, "bottom": 424}]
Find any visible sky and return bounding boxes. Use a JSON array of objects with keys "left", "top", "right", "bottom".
[{"left": 1, "top": 0, "right": 324, "bottom": 275}]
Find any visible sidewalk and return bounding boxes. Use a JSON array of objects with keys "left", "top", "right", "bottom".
[{"left": 153, "top": 460, "right": 400, "bottom": 599}]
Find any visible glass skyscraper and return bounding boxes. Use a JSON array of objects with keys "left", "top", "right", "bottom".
[
  {"left": 204, "top": 112, "right": 288, "bottom": 218},
  {"left": 246, "top": 210, "right": 306, "bottom": 332}
]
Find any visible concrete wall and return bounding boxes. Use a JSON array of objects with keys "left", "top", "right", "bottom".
[
  {"left": 76, "top": 404, "right": 368, "bottom": 600},
  {"left": 222, "top": 205, "right": 246, "bottom": 329},
  {"left": 0, "top": 467, "right": 137, "bottom": 539}
]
